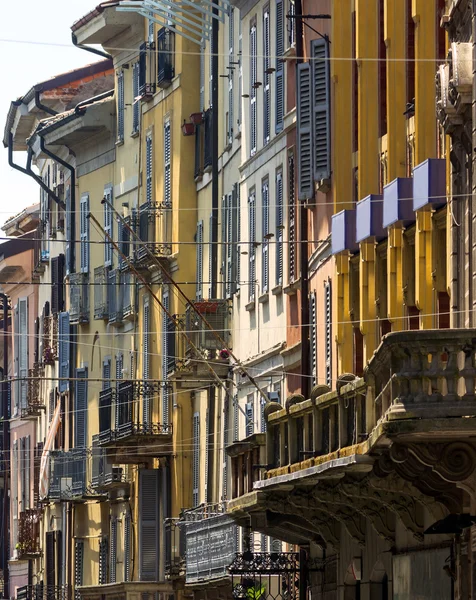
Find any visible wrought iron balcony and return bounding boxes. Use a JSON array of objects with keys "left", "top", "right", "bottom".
[
  {"left": 94, "top": 266, "right": 108, "bottom": 320},
  {"left": 17, "top": 509, "right": 42, "bottom": 559},
  {"left": 107, "top": 269, "right": 123, "bottom": 325},
  {"left": 22, "top": 365, "right": 45, "bottom": 419},
  {"left": 98, "top": 381, "right": 173, "bottom": 463},
  {"left": 47, "top": 449, "right": 99, "bottom": 502},
  {"left": 130, "top": 203, "right": 172, "bottom": 269},
  {"left": 91, "top": 435, "right": 130, "bottom": 494},
  {"left": 164, "top": 518, "right": 185, "bottom": 580},
  {"left": 76, "top": 582, "right": 167, "bottom": 600},
  {"left": 17, "top": 584, "right": 72, "bottom": 600},
  {"left": 69, "top": 273, "right": 89, "bottom": 324},
  {"left": 157, "top": 28, "right": 174, "bottom": 88}
]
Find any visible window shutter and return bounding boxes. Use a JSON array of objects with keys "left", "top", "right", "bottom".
[
  {"left": 49, "top": 389, "right": 55, "bottom": 423},
  {"left": 117, "top": 70, "right": 125, "bottom": 142},
  {"left": 139, "top": 469, "right": 160, "bottom": 581},
  {"left": 74, "top": 540, "right": 84, "bottom": 589},
  {"left": 208, "top": 213, "right": 213, "bottom": 299},
  {"left": 263, "top": 9, "right": 271, "bottom": 144},
  {"left": 236, "top": 184, "right": 241, "bottom": 291},
  {"left": 226, "top": 192, "right": 237, "bottom": 298},
  {"left": 74, "top": 368, "right": 88, "bottom": 448},
  {"left": 110, "top": 518, "right": 117, "bottom": 583},
  {"left": 143, "top": 298, "right": 150, "bottom": 425},
  {"left": 162, "top": 289, "right": 171, "bottom": 425},
  {"left": 221, "top": 195, "right": 227, "bottom": 297},
  {"left": 80, "top": 194, "right": 90, "bottom": 273},
  {"left": 311, "top": 38, "right": 331, "bottom": 182},
  {"left": 249, "top": 24, "right": 257, "bottom": 155},
  {"left": 248, "top": 192, "right": 256, "bottom": 301},
  {"left": 104, "top": 188, "right": 113, "bottom": 267},
  {"left": 65, "top": 186, "right": 72, "bottom": 274},
  {"left": 275, "top": 0, "right": 285, "bottom": 132},
  {"left": 99, "top": 538, "right": 108, "bottom": 585},
  {"left": 204, "top": 409, "right": 209, "bottom": 501},
  {"left": 325, "top": 281, "right": 332, "bottom": 387},
  {"left": 261, "top": 181, "right": 269, "bottom": 293},
  {"left": 260, "top": 396, "right": 266, "bottom": 433},
  {"left": 58, "top": 312, "right": 70, "bottom": 393},
  {"left": 288, "top": 154, "right": 296, "bottom": 282},
  {"left": 102, "top": 359, "right": 111, "bottom": 391},
  {"left": 51, "top": 255, "right": 65, "bottom": 314},
  {"left": 245, "top": 400, "right": 254, "bottom": 437},
  {"left": 297, "top": 63, "right": 313, "bottom": 200},
  {"left": 164, "top": 122, "right": 172, "bottom": 208},
  {"left": 200, "top": 43, "right": 205, "bottom": 112},
  {"left": 233, "top": 394, "right": 239, "bottom": 442},
  {"left": 146, "top": 135, "right": 153, "bottom": 206},
  {"left": 124, "top": 513, "right": 131, "bottom": 582},
  {"left": 192, "top": 412, "right": 200, "bottom": 506},
  {"left": 46, "top": 531, "right": 56, "bottom": 588},
  {"left": 196, "top": 221, "right": 204, "bottom": 300},
  {"left": 275, "top": 170, "right": 284, "bottom": 286},
  {"left": 12, "top": 440, "right": 18, "bottom": 546},
  {"left": 24, "top": 436, "right": 30, "bottom": 509},
  {"left": 222, "top": 396, "right": 229, "bottom": 500},
  {"left": 18, "top": 297, "right": 28, "bottom": 410},
  {"left": 132, "top": 62, "right": 140, "bottom": 133},
  {"left": 310, "top": 292, "right": 317, "bottom": 386}
]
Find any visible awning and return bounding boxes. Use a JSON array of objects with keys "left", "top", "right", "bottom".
[{"left": 39, "top": 401, "right": 62, "bottom": 499}]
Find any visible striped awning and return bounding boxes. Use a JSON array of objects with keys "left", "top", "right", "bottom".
[
  {"left": 117, "top": 0, "right": 231, "bottom": 45},
  {"left": 39, "top": 401, "right": 62, "bottom": 499}
]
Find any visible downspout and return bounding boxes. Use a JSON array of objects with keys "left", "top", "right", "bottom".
[
  {"left": 34, "top": 90, "right": 58, "bottom": 116},
  {"left": 71, "top": 32, "right": 112, "bottom": 60},
  {"left": 8, "top": 133, "right": 64, "bottom": 209},
  {"left": 0, "top": 293, "right": 9, "bottom": 600}
]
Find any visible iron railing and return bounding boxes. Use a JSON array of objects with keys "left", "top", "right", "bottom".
[
  {"left": 185, "top": 300, "right": 230, "bottom": 359},
  {"left": 23, "top": 365, "right": 45, "bottom": 418},
  {"left": 48, "top": 449, "right": 90, "bottom": 501},
  {"left": 91, "top": 435, "right": 130, "bottom": 490},
  {"left": 17, "top": 585, "right": 72, "bottom": 600},
  {"left": 69, "top": 273, "right": 89, "bottom": 324},
  {"left": 93, "top": 266, "right": 108, "bottom": 320},
  {"left": 17, "top": 509, "right": 42, "bottom": 558}
]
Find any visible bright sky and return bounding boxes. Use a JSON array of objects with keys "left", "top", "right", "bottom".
[{"left": 0, "top": 0, "right": 102, "bottom": 226}]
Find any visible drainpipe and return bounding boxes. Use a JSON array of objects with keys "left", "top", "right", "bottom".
[
  {"left": 8, "top": 133, "right": 64, "bottom": 210},
  {"left": 0, "top": 293, "right": 9, "bottom": 600},
  {"left": 71, "top": 32, "right": 113, "bottom": 61},
  {"left": 210, "top": 7, "right": 219, "bottom": 299},
  {"left": 34, "top": 90, "right": 57, "bottom": 116}
]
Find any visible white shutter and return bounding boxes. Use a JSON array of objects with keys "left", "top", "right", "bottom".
[
  {"left": 192, "top": 412, "right": 200, "bottom": 506},
  {"left": 275, "top": 170, "right": 284, "bottom": 286},
  {"left": 261, "top": 181, "right": 269, "bottom": 293},
  {"left": 146, "top": 134, "right": 153, "bottom": 205},
  {"left": 164, "top": 121, "right": 172, "bottom": 208},
  {"left": 80, "top": 194, "right": 90, "bottom": 273},
  {"left": 248, "top": 192, "right": 256, "bottom": 301},
  {"left": 275, "top": 0, "right": 285, "bottom": 132},
  {"left": 18, "top": 297, "right": 28, "bottom": 410},
  {"left": 104, "top": 188, "right": 113, "bottom": 267},
  {"left": 311, "top": 38, "right": 331, "bottom": 182},
  {"left": 325, "top": 281, "right": 332, "bottom": 387},
  {"left": 200, "top": 42, "right": 205, "bottom": 112},
  {"left": 117, "top": 70, "right": 125, "bottom": 142},
  {"left": 196, "top": 221, "right": 204, "bottom": 300},
  {"left": 310, "top": 292, "right": 317, "bottom": 386},
  {"left": 263, "top": 9, "right": 271, "bottom": 144},
  {"left": 297, "top": 63, "right": 313, "bottom": 200},
  {"left": 250, "top": 23, "right": 257, "bottom": 155}
]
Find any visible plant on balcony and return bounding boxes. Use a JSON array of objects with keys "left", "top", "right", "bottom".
[
  {"left": 43, "top": 345, "right": 56, "bottom": 365},
  {"left": 233, "top": 581, "right": 266, "bottom": 600}
]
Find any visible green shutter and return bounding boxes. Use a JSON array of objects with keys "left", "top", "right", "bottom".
[
  {"left": 311, "top": 38, "right": 331, "bottom": 182},
  {"left": 297, "top": 63, "right": 313, "bottom": 199}
]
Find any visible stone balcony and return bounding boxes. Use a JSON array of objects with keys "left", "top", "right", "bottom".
[{"left": 227, "top": 329, "right": 476, "bottom": 548}]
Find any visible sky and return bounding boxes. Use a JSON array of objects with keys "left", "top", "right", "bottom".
[{"left": 0, "top": 0, "right": 102, "bottom": 225}]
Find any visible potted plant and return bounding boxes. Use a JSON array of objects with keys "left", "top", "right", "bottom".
[
  {"left": 182, "top": 121, "right": 195, "bottom": 136},
  {"left": 190, "top": 112, "right": 204, "bottom": 125}
]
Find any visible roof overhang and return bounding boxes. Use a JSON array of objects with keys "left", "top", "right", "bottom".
[{"left": 72, "top": 4, "right": 143, "bottom": 46}]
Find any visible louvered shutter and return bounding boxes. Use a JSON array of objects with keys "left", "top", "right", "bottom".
[
  {"left": 133, "top": 62, "right": 140, "bottom": 133},
  {"left": 221, "top": 195, "right": 227, "bottom": 297},
  {"left": 18, "top": 297, "right": 28, "bottom": 410},
  {"left": 12, "top": 440, "right": 18, "bottom": 547},
  {"left": 99, "top": 538, "right": 108, "bottom": 584},
  {"left": 248, "top": 193, "right": 256, "bottom": 301},
  {"left": 261, "top": 181, "right": 269, "bottom": 293},
  {"left": 13, "top": 303, "right": 19, "bottom": 416},
  {"left": 103, "top": 359, "right": 111, "bottom": 391},
  {"left": 139, "top": 469, "right": 160, "bottom": 581},
  {"left": 66, "top": 186, "right": 72, "bottom": 274},
  {"left": 110, "top": 518, "right": 117, "bottom": 583},
  {"left": 325, "top": 281, "right": 332, "bottom": 387},
  {"left": 310, "top": 292, "right": 317, "bottom": 386},
  {"left": 74, "top": 368, "right": 88, "bottom": 448},
  {"left": 80, "top": 194, "right": 90, "bottom": 273},
  {"left": 209, "top": 42, "right": 213, "bottom": 107},
  {"left": 236, "top": 184, "right": 241, "bottom": 291},
  {"left": 124, "top": 513, "right": 131, "bottom": 582},
  {"left": 222, "top": 396, "right": 229, "bottom": 499},
  {"left": 263, "top": 9, "right": 271, "bottom": 144},
  {"left": 260, "top": 396, "right": 266, "bottom": 433},
  {"left": 192, "top": 413, "right": 200, "bottom": 506},
  {"left": 238, "top": 31, "right": 243, "bottom": 131},
  {"left": 245, "top": 401, "right": 254, "bottom": 437},
  {"left": 46, "top": 531, "right": 56, "bottom": 588},
  {"left": 233, "top": 394, "right": 239, "bottom": 442},
  {"left": 74, "top": 540, "right": 84, "bottom": 589},
  {"left": 297, "top": 63, "right": 313, "bottom": 199},
  {"left": 25, "top": 436, "right": 30, "bottom": 509},
  {"left": 275, "top": 171, "right": 284, "bottom": 286},
  {"left": 311, "top": 38, "right": 331, "bottom": 182},
  {"left": 58, "top": 312, "right": 70, "bottom": 393},
  {"left": 250, "top": 24, "right": 257, "bottom": 155},
  {"left": 117, "top": 70, "right": 125, "bottom": 142},
  {"left": 196, "top": 221, "right": 204, "bottom": 300},
  {"left": 288, "top": 154, "right": 296, "bottom": 281},
  {"left": 143, "top": 299, "right": 150, "bottom": 426},
  {"left": 275, "top": 0, "right": 285, "bottom": 132},
  {"left": 164, "top": 122, "right": 172, "bottom": 208},
  {"left": 227, "top": 192, "right": 237, "bottom": 298},
  {"left": 104, "top": 188, "right": 113, "bottom": 267},
  {"left": 162, "top": 289, "right": 171, "bottom": 425},
  {"left": 146, "top": 135, "right": 153, "bottom": 206},
  {"left": 51, "top": 256, "right": 60, "bottom": 314},
  {"left": 200, "top": 43, "right": 205, "bottom": 112},
  {"left": 208, "top": 213, "right": 213, "bottom": 299},
  {"left": 204, "top": 409, "right": 210, "bottom": 501}
]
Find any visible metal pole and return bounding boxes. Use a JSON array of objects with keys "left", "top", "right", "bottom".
[{"left": 0, "top": 293, "right": 10, "bottom": 600}]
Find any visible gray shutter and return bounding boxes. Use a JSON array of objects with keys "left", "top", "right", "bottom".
[
  {"left": 104, "top": 188, "right": 113, "bottom": 267},
  {"left": 196, "top": 221, "right": 204, "bottom": 300},
  {"left": 221, "top": 195, "right": 227, "bottom": 297},
  {"left": 208, "top": 213, "right": 213, "bottom": 299},
  {"left": 164, "top": 122, "right": 172, "bottom": 208},
  {"left": 146, "top": 135, "right": 153, "bottom": 205},
  {"left": 162, "top": 289, "right": 170, "bottom": 425},
  {"left": 200, "top": 43, "right": 205, "bottom": 112},
  {"left": 124, "top": 513, "right": 131, "bottom": 582},
  {"left": 288, "top": 154, "right": 296, "bottom": 282},
  {"left": 222, "top": 396, "right": 229, "bottom": 499},
  {"left": 58, "top": 312, "right": 70, "bottom": 393},
  {"left": 80, "top": 194, "right": 90, "bottom": 273},
  {"left": 12, "top": 440, "right": 18, "bottom": 546},
  {"left": 250, "top": 24, "right": 257, "bottom": 155},
  {"left": 133, "top": 62, "right": 140, "bottom": 133},
  {"left": 248, "top": 192, "right": 256, "bottom": 301},
  {"left": 25, "top": 436, "right": 30, "bottom": 508},
  {"left": 263, "top": 8, "right": 271, "bottom": 144},
  {"left": 245, "top": 401, "right": 254, "bottom": 437},
  {"left": 204, "top": 409, "right": 209, "bottom": 500},
  {"left": 260, "top": 396, "right": 266, "bottom": 433},
  {"left": 75, "top": 368, "right": 88, "bottom": 448},
  {"left": 74, "top": 540, "right": 84, "bottom": 588},
  {"left": 236, "top": 184, "right": 241, "bottom": 291},
  {"left": 261, "top": 181, "right": 269, "bottom": 293},
  {"left": 311, "top": 38, "right": 331, "bottom": 182},
  {"left": 110, "top": 518, "right": 117, "bottom": 583},
  {"left": 117, "top": 70, "right": 125, "bottom": 141},
  {"left": 310, "top": 292, "right": 317, "bottom": 386},
  {"left": 143, "top": 298, "right": 150, "bottom": 425},
  {"left": 275, "top": 170, "right": 284, "bottom": 286},
  {"left": 325, "top": 281, "right": 332, "bottom": 387},
  {"left": 139, "top": 469, "right": 160, "bottom": 581},
  {"left": 66, "top": 185, "right": 72, "bottom": 274},
  {"left": 192, "top": 412, "right": 200, "bottom": 506},
  {"left": 233, "top": 394, "right": 239, "bottom": 442},
  {"left": 102, "top": 359, "right": 111, "bottom": 391},
  {"left": 18, "top": 297, "right": 28, "bottom": 410},
  {"left": 297, "top": 63, "right": 313, "bottom": 200},
  {"left": 275, "top": 0, "right": 285, "bottom": 132},
  {"left": 99, "top": 538, "right": 108, "bottom": 584}
]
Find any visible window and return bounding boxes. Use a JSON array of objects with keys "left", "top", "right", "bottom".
[
  {"left": 14, "top": 298, "right": 28, "bottom": 414},
  {"left": 102, "top": 358, "right": 111, "bottom": 391},
  {"left": 248, "top": 190, "right": 257, "bottom": 301},
  {"left": 132, "top": 62, "right": 140, "bottom": 134},
  {"left": 233, "top": 394, "right": 239, "bottom": 441},
  {"left": 104, "top": 187, "right": 113, "bottom": 267},
  {"left": 162, "top": 287, "right": 173, "bottom": 424},
  {"left": 297, "top": 62, "right": 312, "bottom": 199},
  {"left": 249, "top": 21, "right": 257, "bottom": 156},
  {"left": 99, "top": 538, "right": 108, "bottom": 585},
  {"left": 74, "top": 540, "right": 84, "bottom": 589},
  {"left": 146, "top": 134, "right": 153, "bottom": 205},
  {"left": 288, "top": 154, "right": 296, "bottom": 282},
  {"left": 51, "top": 254, "right": 65, "bottom": 314},
  {"left": 263, "top": 8, "right": 271, "bottom": 144},
  {"left": 288, "top": 0, "right": 296, "bottom": 48},
  {"left": 245, "top": 395, "right": 254, "bottom": 437},
  {"left": 117, "top": 70, "right": 125, "bottom": 142},
  {"left": 324, "top": 281, "right": 332, "bottom": 387},
  {"left": 164, "top": 121, "right": 172, "bottom": 208},
  {"left": 238, "top": 23, "right": 243, "bottom": 132},
  {"left": 227, "top": 9, "right": 235, "bottom": 144},
  {"left": 124, "top": 513, "right": 131, "bottom": 582},
  {"left": 157, "top": 28, "right": 174, "bottom": 87},
  {"left": 310, "top": 292, "right": 317, "bottom": 386},
  {"left": 209, "top": 41, "right": 213, "bottom": 106},
  {"left": 275, "top": 0, "right": 285, "bottom": 132},
  {"left": 143, "top": 297, "right": 150, "bottom": 425},
  {"left": 261, "top": 179, "right": 269, "bottom": 293},
  {"left": 139, "top": 41, "right": 156, "bottom": 98},
  {"left": 208, "top": 213, "right": 213, "bottom": 299},
  {"left": 110, "top": 518, "right": 117, "bottom": 583},
  {"left": 139, "top": 473, "right": 160, "bottom": 580},
  {"left": 275, "top": 170, "right": 284, "bottom": 286},
  {"left": 311, "top": 39, "right": 331, "bottom": 183},
  {"left": 80, "top": 194, "right": 90, "bottom": 274},
  {"left": 192, "top": 412, "right": 200, "bottom": 506},
  {"left": 196, "top": 221, "right": 204, "bottom": 300},
  {"left": 224, "top": 189, "right": 239, "bottom": 298},
  {"left": 75, "top": 368, "right": 88, "bottom": 448},
  {"left": 58, "top": 312, "right": 70, "bottom": 393},
  {"left": 200, "top": 42, "right": 205, "bottom": 112}
]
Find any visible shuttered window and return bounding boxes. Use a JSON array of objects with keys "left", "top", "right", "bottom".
[
  {"left": 248, "top": 191, "right": 256, "bottom": 301},
  {"left": 104, "top": 188, "right": 113, "bottom": 267},
  {"left": 224, "top": 191, "right": 238, "bottom": 298},
  {"left": 310, "top": 292, "right": 317, "bottom": 386},
  {"left": 17, "top": 297, "right": 28, "bottom": 411},
  {"left": 233, "top": 394, "right": 239, "bottom": 442},
  {"left": 162, "top": 288, "right": 171, "bottom": 424},
  {"left": 245, "top": 398, "right": 254, "bottom": 437},
  {"left": 238, "top": 27, "right": 243, "bottom": 132},
  {"left": 58, "top": 312, "right": 70, "bottom": 393},
  {"left": 208, "top": 213, "right": 213, "bottom": 299},
  {"left": 80, "top": 194, "right": 90, "bottom": 273},
  {"left": 99, "top": 538, "right": 108, "bottom": 584},
  {"left": 46, "top": 531, "right": 56, "bottom": 588},
  {"left": 12, "top": 440, "right": 18, "bottom": 547},
  {"left": 325, "top": 281, "right": 332, "bottom": 387},
  {"left": 260, "top": 395, "right": 266, "bottom": 433},
  {"left": 23, "top": 436, "right": 30, "bottom": 509},
  {"left": 204, "top": 408, "right": 210, "bottom": 501},
  {"left": 192, "top": 412, "right": 200, "bottom": 506},
  {"left": 143, "top": 297, "right": 150, "bottom": 426},
  {"left": 110, "top": 518, "right": 117, "bottom": 583},
  {"left": 236, "top": 184, "right": 241, "bottom": 291},
  {"left": 66, "top": 186, "right": 72, "bottom": 274},
  {"left": 275, "top": 0, "right": 285, "bottom": 132},
  {"left": 146, "top": 134, "right": 153, "bottom": 206},
  {"left": 263, "top": 8, "right": 271, "bottom": 145},
  {"left": 311, "top": 38, "right": 331, "bottom": 182},
  {"left": 228, "top": 9, "right": 235, "bottom": 144},
  {"left": 132, "top": 62, "right": 140, "bottom": 134},
  {"left": 209, "top": 41, "right": 213, "bottom": 107},
  {"left": 139, "top": 469, "right": 160, "bottom": 581},
  {"left": 124, "top": 513, "right": 131, "bottom": 582},
  {"left": 223, "top": 395, "right": 229, "bottom": 499},
  {"left": 74, "top": 540, "right": 84, "bottom": 589},
  {"left": 288, "top": 154, "right": 296, "bottom": 282},
  {"left": 261, "top": 180, "right": 269, "bottom": 293},
  {"left": 51, "top": 254, "right": 65, "bottom": 314},
  {"left": 275, "top": 170, "right": 284, "bottom": 286},
  {"left": 117, "top": 70, "right": 125, "bottom": 142},
  {"left": 196, "top": 221, "right": 204, "bottom": 300},
  {"left": 249, "top": 22, "right": 257, "bottom": 156},
  {"left": 200, "top": 42, "right": 205, "bottom": 112},
  {"left": 297, "top": 63, "right": 313, "bottom": 199},
  {"left": 164, "top": 121, "right": 172, "bottom": 208},
  {"left": 75, "top": 368, "right": 88, "bottom": 448},
  {"left": 102, "top": 359, "right": 111, "bottom": 391}
]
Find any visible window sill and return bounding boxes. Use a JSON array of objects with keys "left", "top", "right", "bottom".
[
  {"left": 258, "top": 292, "right": 269, "bottom": 304},
  {"left": 283, "top": 45, "right": 296, "bottom": 59},
  {"left": 283, "top": 279, "right": 301, "bottom": 296},
  {"left": 272, "top": 284, "right": 283, "bottom": 296},
  {"left": 115, "top": 139, "right": 124, "bottom": 147},
  {"left": 245, "top": 299, "right": 255, "bottom": 312},
  {"left": 224, "top": 141, "right": 232, "bottom": 153},
  {"left": 235, "top": 129, "right": 242, "bottom": 140},
  {"left": 130, "top": 130, "right": 140, "bottom": 138},
  {"left": 204, "top": 165, "right": 212, "bottom": 174}
]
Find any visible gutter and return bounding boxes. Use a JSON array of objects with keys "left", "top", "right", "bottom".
[
  {"left": 34, "top": 90, "right": 57, "bottom": 116},
  {"left": 71, "top": 32, "right": 112, "bottom": 60}
]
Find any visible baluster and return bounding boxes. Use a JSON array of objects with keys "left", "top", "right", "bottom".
[
  {"left": 461, "top": 344, "right": 476, "bottom": 400},
  {"left": 427, "top": 345, "right": 442, "bottom": 401},
  {"left": 444, "top": 345, "right": 459, "bottom": 401}
]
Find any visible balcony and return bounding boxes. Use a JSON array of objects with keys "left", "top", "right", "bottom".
[
  {"left": 93, "top": 266, "right": 108, "bottom": 320},
  {"left": 107, "top": 269, "right": 123, "bottom": 326},
  {"left": 171, "top": 301, "right": 230, "bottom": 387},
  {"left": 47, "top": 449, "right": 100, "bottom": 502},
  {"left": 17, "top": 585, "right": 72, "bottom": 600},
  {"left": 97, "top": 381, "right": 173, "bottom": 463},
  {"left": 164, "top": 519, "right": 185, "bottom": 580},
  {"left": 130, "top": 203, "right": 172, "bottom": 270},
  {"left": 69, "top": 273, "right": 89, "bottom": 324},
  {"left": 22, "top": 365, "right": 45, "bottom": 419},
  {"left": 91, "top": 435, "right": 130, "bottom": 495},
  {"left": 180, "top": 504, "right": 238, "bottom": 585},
  {"left": 17, "top": 509, "right": 42, "bottom": 559},
  {"left": 77, "top": 582, "right": 170, "bottom": 600},
  {"left": 157, "top": 28, "right": 174, "bottom": 88},
  {"left": 227, "top": 329, "right": 476, "bottom": 548}
]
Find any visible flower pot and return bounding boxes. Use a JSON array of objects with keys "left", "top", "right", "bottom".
[
  {"left": 190, "top": 112, "right": 204, "bottom": 125},
  {"left": 182, "top": 122, "right": 195, "bottom": 136}
]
